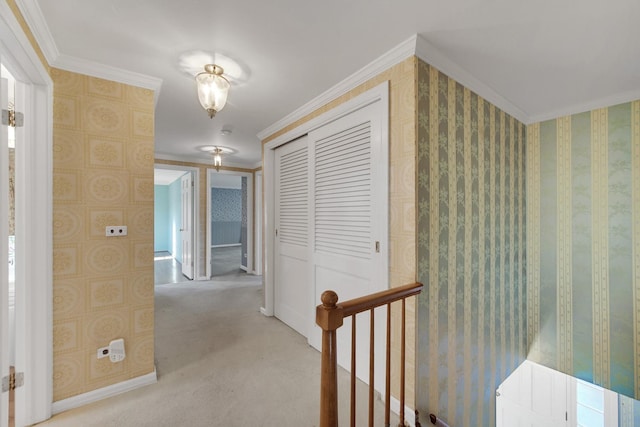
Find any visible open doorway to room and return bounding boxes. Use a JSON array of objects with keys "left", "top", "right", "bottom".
[
  {"left": 154, "top": 166, "right": 198, "bottom": 284},
  {"left": 206, "top": 169, "right": 253, "bottom": 279}
]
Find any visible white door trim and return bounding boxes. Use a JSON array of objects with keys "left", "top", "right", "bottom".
[
  {"left": 206, "top": 169, "right": 254, "bottom": 279},
  {"left": 261, "top": 81, "right": 389, "bottom": 316},
  {"left": 180, "top": 173, "right": 194, "bottom": 279},
  {"left": 253, "top": 171, "right": 263, "bottom": 275},
  {"left": 0, "top": 2, "right": 53, "bottom": 425},
  {"left": 154, "top": 164, "right": 201, "bottom": 279}
]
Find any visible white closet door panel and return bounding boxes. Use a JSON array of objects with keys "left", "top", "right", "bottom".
[
  {"left": 274, "top": 136, "right": 310, "bottom": 337},
  {"left": 308, "top": 99, "right": 388, "bottom": 395}
]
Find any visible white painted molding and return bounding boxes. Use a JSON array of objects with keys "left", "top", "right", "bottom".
[
  {"left": 52, "top": 370, "right": 157, "bottom": 415},
  {"left": 389, "top": 396, "right": 416, "bottom": 427},
  {"left": 528, "top": 88, "right": 640, "bottom": 124},
  {"left": 54, "top": 54, "right": 163, "bottom": 92},
  {"left": 257, "top": 35, "right": 417, "bottom": 141},
  {"left": 14, "top": 0, "right": 163, "bottom": 103},
  {"left": 154, "top": 152, "right": 256, "bottom": 170},
  {"left": 260, "top": 307, "right": 273, "bottom": 317},
  {"left": 414, "top": 34, "right": 529, "bottom": 124},
  {"left": 14, "top": 0, "right": 59, "bottom": 65}
]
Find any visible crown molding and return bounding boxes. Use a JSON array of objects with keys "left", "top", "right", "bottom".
[
  {"left": 14, "top": 0, "right": 163, "bottom": 103},
  {"left": 54, "top": 54, "right": 163, "bottom": 93},
  {"left": 527, "top": 89, "right": 640, "bottom": 124},
  {"left": 257, "top": 35, "right": 417, "bottom": 141},
  {"left": 154, "top": 152, "right": 256, "bottom": 170},
  {"left": 14, "top": 0, "right": 59, "bottom": 65},
  {"left": 414, "top": 34, "right": 529, "bottom": 124}
]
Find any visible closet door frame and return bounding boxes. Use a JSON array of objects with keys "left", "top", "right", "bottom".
[{"left": 262, "top": 81, "right": 389, "bottom": 318}]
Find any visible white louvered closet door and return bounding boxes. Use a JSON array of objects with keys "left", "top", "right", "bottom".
[
  {"left": 274, "top": 136, "right": 310, "bottom": 337},
  {"left": 308, "top": 101, "right": 388, "bottom": 392}
]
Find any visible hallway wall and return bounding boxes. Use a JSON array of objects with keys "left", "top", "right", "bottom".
[
  {"left": 416, "top": 60, "right": 528, "bottom": 427},
  {"left": 51, "top": 68, "right": 156, "bottom": 401},
  {"left": 526, "top": 100, "right": 640, "bottom": 400}
]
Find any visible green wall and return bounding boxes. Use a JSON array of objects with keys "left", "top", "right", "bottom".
[
  {"left": 416, "top": 60, "right": 528, "bottom": 427},
  {"left": 154, "top": 185, "right": 170, "bottom": 251},
  {"left": 527, "top": 100, "right": 640, "bottom": 401}
]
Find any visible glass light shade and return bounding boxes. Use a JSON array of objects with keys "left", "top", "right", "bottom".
[
  {"left": 196, "top": 65, "right": 230, "bottom": 118},
  {"left": 213, "top": 153, "right": 222, "bottom": 168}
]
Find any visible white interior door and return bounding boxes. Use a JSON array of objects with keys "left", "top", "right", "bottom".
[
  {"left": 497, "top": 361, "right": 569, "bottom": 427},
  {"left": 274, "top": 136, "right": 309, "bottom": 336},
  {"left": 181, "top": 173, "right": 194, "bottom": 279},
  {"left": 308, "top": 101, "right": 389, "bottom": 390},
  {"left": 0, "top": 74, "right": 11, "bottom": 427}
]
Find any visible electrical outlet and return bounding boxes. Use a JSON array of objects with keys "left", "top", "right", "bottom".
[
  {"left": 105, "top": 226, "right": 127, "bottom": 237},
  {"left": 97, "top": 346, "right": 110, "bottom": 359}
]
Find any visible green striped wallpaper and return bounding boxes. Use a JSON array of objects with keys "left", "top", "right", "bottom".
[
  {"left": 526, "top": 100, "right": 640, "bottom": 401},
  {"left": 416, "top": 60, "right": 528, "bottom": 427}
]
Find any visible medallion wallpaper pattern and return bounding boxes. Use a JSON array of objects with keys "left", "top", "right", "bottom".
[
  {"left": 416, "top": 60, "right": 528, "bottom": 427},
  {"left": 526, "top": 101, "right": 640, "bottom": 401},
  {"left": 51, "top": 69, "right": 156, "bottom": 401}
]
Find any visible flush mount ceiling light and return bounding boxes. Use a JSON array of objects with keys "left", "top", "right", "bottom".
[
  {"left": 195, "top": 64, "right": 230, "bottom": 118},
  {"left": 200, "top": 146, "right": 234, "bottom": 172},
  {"left": 211, "top": 146, "right": 223, "bottom": 171}
]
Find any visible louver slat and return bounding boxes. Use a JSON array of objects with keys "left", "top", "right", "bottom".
[
  {"left": 314, "top": 122, "right": 371, "bottom": 259},
  {"left": 279, "top": 145, "right": 308, "bottom": 246}
]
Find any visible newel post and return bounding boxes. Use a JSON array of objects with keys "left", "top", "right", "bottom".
[{"left": 316, "top": 290, "right": 344, "bottom": 427}]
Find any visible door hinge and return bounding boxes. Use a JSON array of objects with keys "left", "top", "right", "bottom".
[
  {"left": 375, "top": 241, "right": 380, "bottom": 253},
  {"left": 2, "top": 371, "right": 24, "bottom": 392},
  {"left": 275, "top": 229, "right": 278, "bottom": 236},
  {"left": 2, "top": 109, "right": 24, "bottom": 127}
]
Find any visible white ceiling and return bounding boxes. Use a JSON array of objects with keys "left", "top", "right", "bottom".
[{"left": 27, "top": 0, "right": 640, "bottom": 167}]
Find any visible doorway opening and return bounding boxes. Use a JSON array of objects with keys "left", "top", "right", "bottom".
[
  {"left": 206, "top": 169, "right": 253, "bottom": 279},
  {"left": 153, "top": 166, "right": 198, "bottom": 284}
]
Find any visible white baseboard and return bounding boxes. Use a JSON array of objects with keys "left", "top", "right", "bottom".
[
  {"left": 389, "top": 396, "right": 416, "bottom": 427},
  {"left": 260, "top": 306, "right": 273, "bottom": 317},
  {"left": 52, "top": 369, "right": 157, "bottom": 415},
  {"left": 240, "top": 265, "right": 248, "bottom": 272},
  {"left": 211, "top": 243, "right": 241, "bottom": 248}
]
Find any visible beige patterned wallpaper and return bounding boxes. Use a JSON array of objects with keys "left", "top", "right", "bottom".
[
  {"left": 52, "top": 68, "right": 156, "bottom": 401},
  {"left": 262, "top": 57, "right": 418, "bottom": 407}
]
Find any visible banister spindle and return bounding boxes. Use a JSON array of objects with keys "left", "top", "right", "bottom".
[
  {"left": 369, "top": 308, "right": 375, "bottom": 427},
  {"left": 351, "top": 314, "right": 357, "bottom": 427},
  {"left": 317, "top": 291, "right": 343, "bottom": 427},
  {"left": 385, "top": 302, "right": 391, "bottom": 427},
  {"left": 399, "top": 298, "right": 406, "bottom": 427}
]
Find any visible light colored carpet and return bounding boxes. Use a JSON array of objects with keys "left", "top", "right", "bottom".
[{"left": 35, "top": 275, "right": 398, "bottom": 426}]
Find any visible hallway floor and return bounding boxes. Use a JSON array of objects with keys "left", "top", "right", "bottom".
[{"left": 35, "top": 273, "right": 397, "bottom": 426}]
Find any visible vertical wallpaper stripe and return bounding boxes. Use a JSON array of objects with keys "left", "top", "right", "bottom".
[
  {"left": 446, "top": 76, "right": 457, "bottom": 424},
  {"left": 633, "top": 100, "right": 640, "bottom": 398},
  {"left": 463, "top": 87, "right": 472, "bottom": 427},
  {"left": 571, "top": 112, "right": 594, "bottom": 381},
  {"left": 427, "top": 65, "right": 440, "bottom": 414},
  {"left": 591, "top": 107, "right": 610, "bottom": 388},
  {"left": 509, "top": 117, "right": 516, "bottom": 373},
  {"left": 476, "top": 97, "right": 486, "bottom": 425},
  {"left": 417, "top": 59, "right": 527, "bottom": 427},
  {"left": 527, "top": 123, "right": 541, "bottom": 361},
  {"left": 499, "top": 112, "right": 507, "bottom": 379},
  {"left": 488, "top": 103, "right": 497, "bottom": 426},
  {"left": 557, "top": 116, "right": 573, "bottom": 373}
]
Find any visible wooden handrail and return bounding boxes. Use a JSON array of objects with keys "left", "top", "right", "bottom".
[{"left": 316, "top": 282, "right": 423, "bottom": 427}]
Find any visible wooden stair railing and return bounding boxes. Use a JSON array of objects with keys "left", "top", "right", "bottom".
[{"left": 316, "top": 282, "right": 423, "bottom": 427}]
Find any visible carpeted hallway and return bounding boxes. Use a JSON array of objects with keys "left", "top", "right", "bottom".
[{"left": 36, "top": 274, "right": 396, "bottom": 426}]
